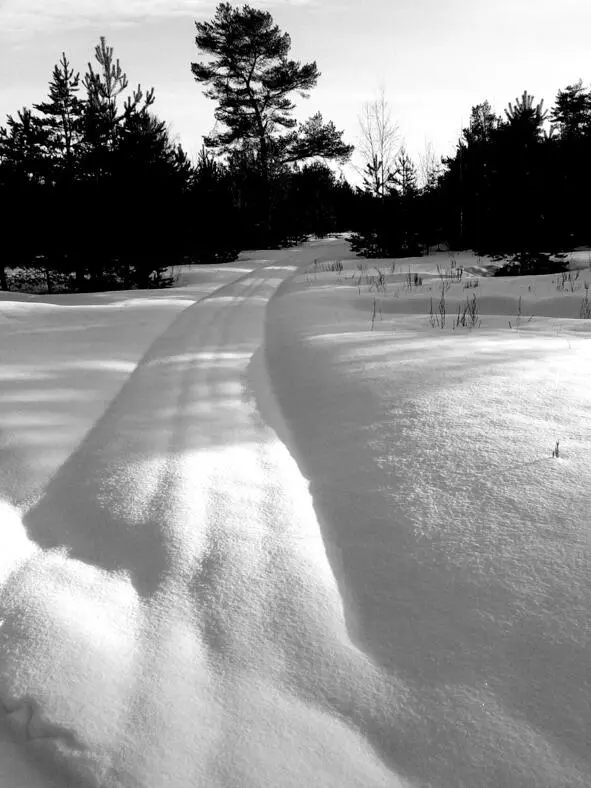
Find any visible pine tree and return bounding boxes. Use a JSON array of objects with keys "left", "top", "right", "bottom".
[
  {"left": 34, "top": 54, "right": 87, "bottom": 285},
  {"left": 394, "top": 146, "right": 419, "bottom": 200},
  {"left": 34, "top": 54, "right": 84, "bottom": 172},
  {"left": 192, "top": 3, "right": 319, "bottom": 179},
  {"left": 0, "top": 108, "right": 50, "bottom": 183},
  {"left": 83, "top": 37, "right": 130, "bottom": 151},
  {"left": 503, "top": 90, "right": 548, "bottom": 138},
  {"left": 550, "top": 80, "right": 591, "bottom": 139},
  {"left": 191, "top": 3, "right": 352, "bottom": 241},
  {"left": 0, "top": 108, "right": 51, "bottom": 286},
  {"left": 392, "top": 147, "right": 420, "bottom": 254},
  {"left": 463, "top": 101, "right": 499, "bottom": 146}
]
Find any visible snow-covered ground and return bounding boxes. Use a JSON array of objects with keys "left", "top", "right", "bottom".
[{"left": 0, "top": 241, "right": 589, "bottom": 787}]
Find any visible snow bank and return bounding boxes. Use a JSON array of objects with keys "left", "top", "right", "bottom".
[
  {"left": 1, "top": 239, "right": 589, "bottom": 787},
  {"left": 264, "top": 246, "right": 591, "bottom": 787},
  {"left": 0, "top": 245, "right": 410, "bottom": 787}
]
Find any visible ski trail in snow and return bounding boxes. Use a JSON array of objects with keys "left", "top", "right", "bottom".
[{"left": 0, "top": 244, "right": 411, "bottom": 788}]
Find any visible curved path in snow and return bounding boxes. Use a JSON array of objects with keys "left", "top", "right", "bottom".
[{"left": 0, "top": 243, "right": 409, "bottom": 788}]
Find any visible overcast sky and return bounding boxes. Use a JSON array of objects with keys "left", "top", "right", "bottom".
[{"left": 1, "top": 0, "right": 591, "bottom": 179}]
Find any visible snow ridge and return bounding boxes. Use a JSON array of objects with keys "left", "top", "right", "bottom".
[{"left": 0, "top": 247, "right": 408, "bottom": 788}]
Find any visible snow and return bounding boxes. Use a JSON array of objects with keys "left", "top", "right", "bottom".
[{"left": 0, "top": 242, "right": 589, "bottom": 787}]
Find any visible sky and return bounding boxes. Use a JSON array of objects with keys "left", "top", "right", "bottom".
[{"left": 2, "top": 0, "right": 591, "bottom": 181}]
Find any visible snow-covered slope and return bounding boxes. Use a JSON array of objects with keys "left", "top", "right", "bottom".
[
  {"left": 1, "top": 241, "right": 589, "bottom": 787},
  {"left": 0, "top": 244, "right": 407, "bottom": 788},
  {"left": 264, "top": 247, "right": 591, "bottom": 787}
]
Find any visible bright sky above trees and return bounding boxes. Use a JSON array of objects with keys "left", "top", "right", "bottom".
[{"left": 2, "top": 0, "right": 591, "bottom": 177}]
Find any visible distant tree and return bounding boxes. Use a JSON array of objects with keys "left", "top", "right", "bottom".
[
  {"left": 418, "top": 141, "right": 444, "bottom": 253},
  {"left": 114, "top": 105, "right": 192, "bottom": 285},
  {"left": 357, "top": 89, "right": 399, "bottom": 199},
  {"left": 392, "top": 146, "right": 420, "bottom": 254},
  {"left": 80, "top": 38, "right": 166, "bottom": 285},
  {"left": 193, "top": 4, "right": 316, "bottom": 177},
  {"left": 438, "top": 102, "right": 498, "bottom": 249},
  {"left": 83, "top": 37, "right": 131, "bottom": 151},
  {"left": 34, "top": 54, "right": 84, "bottom": 171},
  {"left": 546, "top": 80, "right": 591, "bottom": 247},
  {"left": 191, "top": 2, "right": 353, "bottom": 241},
  {"left": 418, "top": 140, "right": 441, "bottom": 192},
  {"left": 0, "top": 108, "right": 52, "bottom": 287},
  {"left": 34, "top": 55, "right": 87, "bottom": 284},
  {"left": 282, "top": 161, "right": 338, "bottom": 238},
  {"left": 463, "top": 100, "right": 499, "bottom": 146},
  {"left": 275, "top": 111, "right": 353, "bottom": 168},
  {"left": 0, "top": 108, "right": 50, "bottom": 183},
  {"left": 503, "top": 90, "right": 548, "bottom": 139},
  {"left": 82, "top": 36, "right": 156, "bottom": 172},
  {"left": 186, "top": 147, "right": 241, "bottom": 261},
  {"left": 394, "top": 146, "right": 419, "bottom": 199},
  {"left": 550, "top": 80, "right": 591, "bottom": 139}
]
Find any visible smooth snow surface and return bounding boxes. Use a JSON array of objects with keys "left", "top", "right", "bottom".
[{"left": 1, "top": 242, "right": 590, "bottom": 787}]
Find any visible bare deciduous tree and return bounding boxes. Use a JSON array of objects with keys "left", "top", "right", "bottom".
[
  {"left": 357, "top": 88, "right": 400, "bottom": 199},
  {"left": 418, "top": 140, "right": 441, "bottom": 191}
]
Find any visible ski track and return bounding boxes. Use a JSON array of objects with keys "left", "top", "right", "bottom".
[{"left": 0, "top": 243, "right": 410, "bottom": 788}]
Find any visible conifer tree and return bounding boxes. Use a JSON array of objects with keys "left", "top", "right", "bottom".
[
  {"left": 550, "top": 80, "right": 591, "bottom": 139},
  {"left": 35, "top": 54, "right": 84, "bottom": 171},
  {"left": 0, "top": 108, "right": 50, "bottom": 183},
  {"left": 394, "top": 146, "right": 419, "bottom": 199},
  {"left": 503, "top": 90, "right": 548, "bottom": 138},
  {"left": 192, "top": 3, "right": 317, "bottom": 179},
  {"left": 83, "top": 37, "right": 130, "bottom": 150},
  {"left": 191, "top": 0, "right": 353, "bottom": 230},
  {"left": 34, "top": 54, "right": 86, "bottom": 284}
]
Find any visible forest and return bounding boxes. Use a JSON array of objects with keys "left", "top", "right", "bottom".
[{"left": 1, "top": 2, "right": 590, "bottom": 291}]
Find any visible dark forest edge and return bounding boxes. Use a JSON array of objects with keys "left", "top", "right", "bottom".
[{"left": 1, "top": 3, "right": 590, "bottom": 293}]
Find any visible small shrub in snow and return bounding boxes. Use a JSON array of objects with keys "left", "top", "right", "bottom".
[
  {"left": 405, "top": 269, "right": 423, "bottom": 289},
  {"left": 428, "top": 284, "right": 447, "bottom": 328},
  {"left": 370, "top": 296, "right": 382, "bottom": 330},
  {"left": 580, "top": 284, "right": 591, "bottom": 319},
  {"left": 494, "top": 251, "right": 569, "bottom": 277},
  {"left": 367, "top": 268, "right": 386, "bottom": 293},
  {"left": 453, "top": 293, "right": 481, "bottom": 329},
  {"left": 436, "top": 262, "right": 462, "bottom": 282},
  {"left": 555, "top": 270, "right": 581, "bottom": 292},
  {"left": 552, "top": 441, "right": 560, "bottom": 459},
  {"left": 315, "top": 259, "right": 344, "bottom": 274},
  {"left": 508, "top": 296, "right": 534, "bottom": 329}
]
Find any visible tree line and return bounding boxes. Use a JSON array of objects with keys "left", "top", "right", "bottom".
[
  {"left": 354, "top": 85, "right": 591, "bottom": 271},
  {"left": 0, "top": 4, "right": 356, "bottom": 292},
  {"left": 1, "top": 2, "right": 590, "bottom": 291}
]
